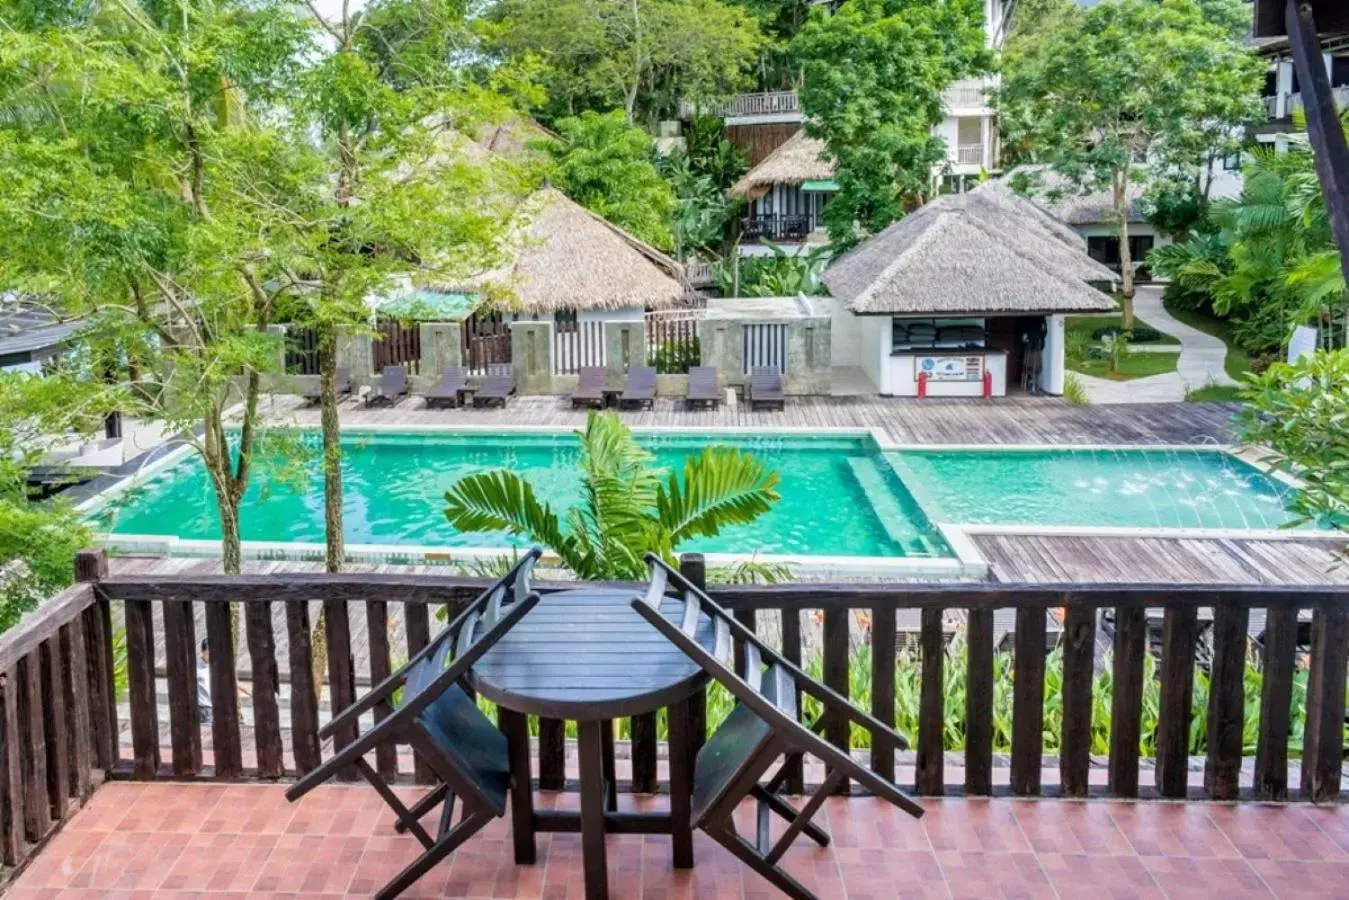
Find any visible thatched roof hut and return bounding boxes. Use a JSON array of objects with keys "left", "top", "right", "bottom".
[
  {"left": 1003, "top": 164, "right": 1148, "bottom": 226},
  {"left": 473, "top": 114, "right": 557, "bottom": 159},
  {"left": 729, "top": 131, "right": 835, "bottom": 200},
  {"left": 822, "top": 195, "right": 1117, "bottom": 316},
  {"left": 432, "top": 188, "right": 690, "bottom": 314}
]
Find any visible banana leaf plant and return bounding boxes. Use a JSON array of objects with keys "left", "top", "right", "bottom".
[{"left": 443, "top": 411, "right": 781, "bottom": 580}]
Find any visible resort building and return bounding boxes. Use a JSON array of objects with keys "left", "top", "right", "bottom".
[
  {"left": 823, "top": 184, "right": 1116, "bottom": 398},
  {"left": 694, "top": 0, "right": 1009, "bottom": 256}
]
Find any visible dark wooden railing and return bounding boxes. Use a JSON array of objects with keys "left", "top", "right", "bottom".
[{"left": 3, "top": 550, "right": 1348, "bottom": 878}]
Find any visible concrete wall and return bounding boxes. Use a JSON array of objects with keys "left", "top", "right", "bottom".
[
  {"left": 605, "top": 321, "right": 645, "bottom": 376},
  {"left": 510, "top": 321, "right": 553, "bottom": 394},
  {"left": 419, "top": 322, "right": 463, "bottom": 378},
  {"left": 698, "top": 313, "right": 831, "bottom": 395}
]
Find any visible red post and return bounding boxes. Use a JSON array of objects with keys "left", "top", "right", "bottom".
[
  {"left": 982, "top": 369, "right": 993, "bottom": 399},
  {"left": 917, "top": 371, "right": 927, "bottom": 398}
]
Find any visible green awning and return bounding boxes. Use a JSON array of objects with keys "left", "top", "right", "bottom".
[
  {"left": 380, "top": 289, "right": 481, "bottom": 322},
  {"left": 800, "top": 179, "right": 839, "bottom": 192}
]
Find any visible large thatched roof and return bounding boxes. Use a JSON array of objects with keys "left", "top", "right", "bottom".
[
  {"left": 822, "top": 195, "right": 1118, "bottom": 316},
  {"left": 433, "top": 188, "right": 689, "bottom": 314},
  {"left": 1003, "top": 164, "right": 1148, "bottom": 226},
  {"left": 473, "top": 114, "right": 557, "bottom": 160},
  {"left": 729, "top": 131, "right": 835, "bottom": 200}
]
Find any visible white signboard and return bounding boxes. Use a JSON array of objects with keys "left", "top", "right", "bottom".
[{"left": 918, "top": 355, "right": 983, "bottom": 382}]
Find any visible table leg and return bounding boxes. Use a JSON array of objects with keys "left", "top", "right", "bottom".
[
  {"left": 499, "top": 709, "right": 536, "bottom": 864},
  {"left": 668, "top": 700, "right": 695, "bottom": 868},
  {"left": 600, "top": 719, "right": 618, "bottom": 812},
  {"left": 577, "top": 720, "right": 610, "bottom": 899}
]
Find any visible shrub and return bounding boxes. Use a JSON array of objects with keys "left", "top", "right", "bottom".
[
  {"left": 648, "top": 337, "right": 700, "bottom": 374},
  {"left": 1063, "top": 373, "right": 1090, "bottom": 405},
  {"left": 1092, "top": 324, "right": 1164, "bottom": 344}
]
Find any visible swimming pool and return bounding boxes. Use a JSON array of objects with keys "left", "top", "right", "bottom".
[
  {"left": 92, "top": 430, "right": 1308, "bottom": 566},
  {"left": 96, "top": 430, "right": 947, "bottom": 559},
  {"left": 887, "top": 447, "right": 1302, "bottom": 531}
]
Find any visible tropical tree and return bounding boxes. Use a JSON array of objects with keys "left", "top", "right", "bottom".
[
  {"left": 545, "top": 109, "right": 678, "bottom": 249},
  {"left": 792, "top": 0, "right": 992, "bottom": 246},
  {"left": 1240, "top": 349, "right": 1349, "bottom": 537},
  {"left": 486, "top": 0, "right": 764, "bottom": 125},
  {"left": 1149, "top": 129, "right": 1348, "bottom": 356},
  {"left": 444, "top": 412, "right": 780, "bottom": 580},
  {"left": 0, "top": 0, "right": 311, "bottom": 575},
  {"left": 998, "top": 0, "right": 1264, "bottom": 328}
]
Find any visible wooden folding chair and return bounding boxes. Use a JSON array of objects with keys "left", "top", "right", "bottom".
[
  {"left": 631, "top": 554, "right": 923, "bottom": 900},
  {"left": 285, "top": 549, "right": 543, "bottom": 900}
]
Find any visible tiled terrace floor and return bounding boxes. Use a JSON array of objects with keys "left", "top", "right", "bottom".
[{"left": 9, "top": 783, "right": 1349, "bottom": 899}]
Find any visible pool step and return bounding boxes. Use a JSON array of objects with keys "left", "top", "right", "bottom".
[{"left": 845, "top": 457, "right": 939, "bottom": 556}]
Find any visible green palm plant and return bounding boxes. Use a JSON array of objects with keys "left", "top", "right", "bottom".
[{"left": 443, "top": 411, "right": 781, "bottom": 580}]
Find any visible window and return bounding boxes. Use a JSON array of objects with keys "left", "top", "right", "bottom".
[
  {"left": 1222, "top": 150, "right": 1242, "bottom": 171},
  {"left": 1086, "top": 236, "right": 1154, "bottom": 270}
]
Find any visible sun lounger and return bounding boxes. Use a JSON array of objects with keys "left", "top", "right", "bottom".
[
  {"left": 424, "top": 366, "right": 470, "bottom": 409},
  {"left": 571, "top": 366, "right": 607, "bottom": 409},
  {"left": 631, "top": 555, "right": 923, "bottom": 900},
  {"left": 365, "top": 365, "right": 408, "bottom": 407},
  {"left": 620, "top": 365, "right": 656, "bottom": 409},
  {"left": 285, "top": 550, "right": 541, "bottom": 900},
  {"left": 686, "top": 366, "right": 721, "bottom": 409},
  {"left": 302, "top": 367, "right": 351, "bottom": 405},
  {"left": 747, "top": 366, "right": 785, "bottom": 411},
  {"left": 473, "top": 364, "right": 515, "bottom": 408}
]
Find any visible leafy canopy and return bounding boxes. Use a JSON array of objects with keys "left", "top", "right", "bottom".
[
  {"left": 444, "top": 411, "right": 781, "bottom": 580},
  {"left": 792, "top": 0, "right": 992, "bottom": 245},
  {"left": 545, "top": 109, "right": 679, "bottom": 250}
]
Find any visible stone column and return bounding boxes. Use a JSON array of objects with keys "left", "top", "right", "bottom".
[
  {"left": 337, "top": 328, "right": 374, "bottom": 386},
  {"left": 604, "top": 320, "right": 646, "bottom": 375},
  {"left": 419, "top": 322, "right": 463, "bottom": 377},
  {"left": 783, "top": 318, "right": 831, "bottom": 395},
  {"left": 700, "top": 321, "right": 745, "bottom": 386},
  {"left": 1042, "top": 314, "right": 1066, "bottom": 395},
  {"left": 510, "top": 320, "right": 553, "bottom": 394}
]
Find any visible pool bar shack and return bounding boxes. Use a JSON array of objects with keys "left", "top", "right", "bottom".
[{"left": 824, "top": 184, "right": 1119, "bottom": 398}]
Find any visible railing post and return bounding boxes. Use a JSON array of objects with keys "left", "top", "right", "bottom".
[
  {"left": 73, "top": 550, "right": 116, "bottom": 772},
  {"left": 1301, "top": 605, "right": 1348, "bottom": 803}
]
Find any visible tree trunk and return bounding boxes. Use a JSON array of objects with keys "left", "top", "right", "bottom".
[
  {"left": 318, "top": 328, "right": 344, "bottom": 574},
  {"left": 217, "top": 494, "right": 243, "bottom": 576},
  {"left": 1114, "top": 170, "right": 1135, "bottom": 329}
]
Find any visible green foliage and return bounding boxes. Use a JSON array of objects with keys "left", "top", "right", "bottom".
[
  {"left": 486, "top": 0, "right": 765, "bottom": 125},
  {"left": 1148, "top": 136, "right": 1349, "bottom": 356},
  {"left": 444, "top": 411, "right": 780, "bottom": 580},
  {"left": 655, "top": 116, "right": 748, "bottom": 258},
  {"left": 1240, "top": 350, "right": 1349, "bottom": 535},
  {"left": 1062, "top": 373, "right": 1090, "bottom": 405},
  {"left": 999, "top": 0, "right": 1265, "bottom": 314},
  {"left": 714, "top": 241, "right": 829, "bottom": 296},
  {"left": 648, "top": 337, "right": 701, "bottom": 374},
  {"left": 545, "top": 110, "right": 678, "bottom": 250},
  {"left": 792, "top": 0, "right": 992, "bottom": 244}
]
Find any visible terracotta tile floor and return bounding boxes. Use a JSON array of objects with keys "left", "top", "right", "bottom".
[{"left": 8, "top": 783, "right": 1349, "bottom": 899}]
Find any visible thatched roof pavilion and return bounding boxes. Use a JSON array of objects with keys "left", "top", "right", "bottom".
[
  {"left": 432, "top": 188, "right": 690, "bottom": 315},
  {"left": 1002, "top": 164, "right": 1149, "bottom": 226},
  {"left": 729, "top": 131, "right": 835, "bottom": 200},
  {"left": 822, "top": 195, "right": 1117, "bottom": 316}
]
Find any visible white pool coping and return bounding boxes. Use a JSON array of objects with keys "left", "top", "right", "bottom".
[{"left": 84, "top": 423, "right": 1321, "bottom": 581}]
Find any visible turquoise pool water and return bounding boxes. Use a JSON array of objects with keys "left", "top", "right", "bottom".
[
  {"left": 98, "top": 431, "right": 945, "bottom": 558},
  {"left": 887, "top": 448, "right": 1301, "bottom": 531}
]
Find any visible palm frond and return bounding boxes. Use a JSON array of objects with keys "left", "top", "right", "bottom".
[
  {"left": 658, "top": 446, "right": 781, "bottom": 544},
  {"left": 443, "top": 469, "right": 575, "bottom": 567}
]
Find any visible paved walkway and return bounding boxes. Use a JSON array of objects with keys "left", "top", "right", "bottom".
[
  {"left": 11, "top": 782, "right": 1349, "bottom": 899},
  {"left": 1077, "top": 285, "right": 1238, "bottom": 405}
]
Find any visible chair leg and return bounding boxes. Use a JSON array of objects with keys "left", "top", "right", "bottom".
[
  {"left": 355, "top": 757, "right": 435, "bottom": 849},
  {"left": 393, "top": 782, "right": 451, "bottom": 836},
  {"left": 374, "top": 809, "right": 494, "bottom": 900},
  {"left": 750, "top": 785, "right": 830, "bottom": 848},
  {"left": 763, "top": 770, "right": 842, "bottom": 864},
  {"left": 705, "top": 822, "right": 818, "bottom": 900}
]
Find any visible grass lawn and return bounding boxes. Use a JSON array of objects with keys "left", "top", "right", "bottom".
[
  {"left": 1160, "top": 299, "right": 1252, "bottom": 381},
  {"left": 1065, "top": 313, "right": 1180, "bottom": 345},
  {"left": 1074, "top": 351, "right": 1181, "bottom": 381},
  {"left": 1185, "top": 384, "right": 1244, "bottom": 403}
]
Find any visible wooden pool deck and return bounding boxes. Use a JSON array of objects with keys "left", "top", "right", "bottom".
[{"left": 263, "top": 393, "right": 1239, "bottom": 446}]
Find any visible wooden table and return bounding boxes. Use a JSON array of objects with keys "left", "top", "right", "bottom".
[{"left": 472, "top": 587, "right": 713, "bottom": 900}]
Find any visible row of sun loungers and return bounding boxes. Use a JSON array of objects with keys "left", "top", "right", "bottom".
[{"left": 301, "top": 363, "right": 788, "bottom": 411}]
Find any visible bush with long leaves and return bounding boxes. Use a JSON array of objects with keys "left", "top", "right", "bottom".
[{"left": 443, "top": 411, "right": 780, "bottom": 580}]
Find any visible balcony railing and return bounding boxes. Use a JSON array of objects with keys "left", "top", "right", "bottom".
[
  {"left": 740, "top": 213, "right": 815, "bottom": 242},
  {"left": 1, "top": 549, "right": 1347, "bottom": 874},
  {"left": 1288, "top": 85, "right": 1349, "bottom": 114},
  {"left": 679, "top": 90, "right": 801, "bottom": 121},
  {"left": 955, "top": 143, "right": 986, "bottom": 166},
  {"left": 942, "top": 81, "right": 990, "bottom": 109}
]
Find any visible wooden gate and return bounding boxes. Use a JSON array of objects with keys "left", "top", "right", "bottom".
[
  {"left": 552, "top": 313, "right": 606, "bottom": 374},
  {"left": 460, "top": 310, "right": 511, "bottom": 374},
  {"left": 373, "top": 318, "right": 421, "bottom": 375}
]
